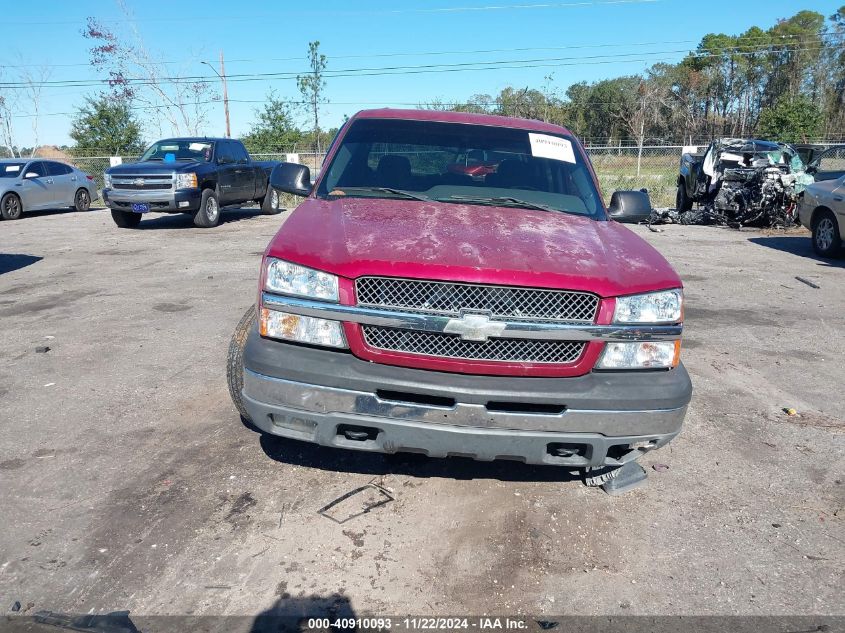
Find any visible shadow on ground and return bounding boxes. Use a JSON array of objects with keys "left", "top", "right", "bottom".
[
  {"left": 0, "top": 253, "right": 43, "bottom": 275},
  {"left": 134, "top": 208, "right": 276, "bottom": 230},
  {"left": 258, "top": 432, "right": 581, "bottom": 484},
  {"left": 748, "top": 235, "right": 845, "bottom": 268},
  {"left": 251, "top": 594, "right": 356, "bottom": 632}
]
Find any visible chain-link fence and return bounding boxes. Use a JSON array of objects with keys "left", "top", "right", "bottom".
[{"left": 64, "top": 143, "right": 832, "bottom": 210}]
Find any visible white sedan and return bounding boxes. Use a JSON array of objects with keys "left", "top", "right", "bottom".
[{"left": 799, "top": 174, "right": 845, "bottom": 257}]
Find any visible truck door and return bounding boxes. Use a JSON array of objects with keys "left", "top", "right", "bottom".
[
  {"left": 230, "top": 141, "right": 255, "bottom": 203},
  {"left": 811, "top": 146, "right": 845, "bottom": 182},
  {"left": 216, "top": 141, "right": 239, "bottom": 205}
]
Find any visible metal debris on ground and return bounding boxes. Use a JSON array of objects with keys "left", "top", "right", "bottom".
[
  {"left": 795, "top": 276, "right": 821, "bottom": 289},
  {"left": 35, "top": 346, "right": 51, "bottom": 353},
  {"left": 10, "top": 601, "right": 21, "bottom": 612},
  {"left": 652, "top": 463, "right": 670, "bottom": 472},
  {"left": 318, "top": 482, "right": 395, "bottom": 524}
]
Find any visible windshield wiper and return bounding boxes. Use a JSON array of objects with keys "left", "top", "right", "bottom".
[
  {"left": 439, "top": 195, "right": 560, "bottom": 214},
  {"left": 330, "top": 186, "right": 432, "bottom": 201}
]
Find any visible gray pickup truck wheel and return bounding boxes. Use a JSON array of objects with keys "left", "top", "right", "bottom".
[
  {"left": 582, "top": 465, "right": 622, "bottom": 487},
  {"left": 227, "top": 304, "right": 256, "bottom": 422}
]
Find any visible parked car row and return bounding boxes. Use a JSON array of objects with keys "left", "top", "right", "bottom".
[{"left": 0, "top": 159, "right": 97, "bottom": 220}]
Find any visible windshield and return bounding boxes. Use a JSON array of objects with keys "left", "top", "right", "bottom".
[
  {"left": 140, "top": 140, "right": 213, "bottom": 163},
  {"left": 316, "top": 118, "right": 603, "bottom": 218},
  {"left": 0, "top": 162, "right": 26, "bottom": 178}
]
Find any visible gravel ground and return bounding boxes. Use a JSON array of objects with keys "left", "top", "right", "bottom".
[{"left": 0, "top": 207, "right": 842, "bottom": 622}]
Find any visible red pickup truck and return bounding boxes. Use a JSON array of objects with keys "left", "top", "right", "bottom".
[{"left": 227, "top": 109, "right": 691, "bottom": 491}]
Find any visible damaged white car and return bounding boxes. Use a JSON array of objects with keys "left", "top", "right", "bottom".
[{"left": 676, "top": 138, "right": 814, "bottom": 227}]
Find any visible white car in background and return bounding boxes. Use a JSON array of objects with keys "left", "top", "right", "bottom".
[
  {"left": 0, "top": 159, "right": 98, "bottom": 220},
  {"left": 799, "top": 174, "right": 845, "bottom": 257}
]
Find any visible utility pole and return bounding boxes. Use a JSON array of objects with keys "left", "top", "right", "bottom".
[
  {"left": 220, "top": 50, "right": 230, "bottom": 138},
  {"left": 202, "top": 51, "right": 231, "bottom": 138}
]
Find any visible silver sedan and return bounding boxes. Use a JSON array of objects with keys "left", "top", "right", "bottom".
[
  {"left": 0, "top": 158, "right": 99, "bottom": 220},
  {"left": 799, "top": 175, "right": 845, "bottom": 257}
]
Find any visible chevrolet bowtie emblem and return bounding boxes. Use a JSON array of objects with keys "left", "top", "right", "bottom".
[
  {"left": 443, "top": 313, "right": 506, "bottom": 342},
  {"left": 133, "top": 178, "right": 145, "bottom": 186}
]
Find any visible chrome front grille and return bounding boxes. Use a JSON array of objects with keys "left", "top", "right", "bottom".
[
  {"left": 355, "top": 277, "right": 598, "bottom": 323},
  {"left": 362, "top": 326, "right": 585, "bottom": 363},
  {"left": 112, "top": 175, "right": 173, "bottom": 190}
]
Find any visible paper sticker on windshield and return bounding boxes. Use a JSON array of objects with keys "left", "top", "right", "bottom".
[
  {"left": 4, "top": 165, "right": 20, "bottom": 172},
  {"left": 188, "top": 142, "right": 208, "bottom": 151},
  {"left": 529, "top": 133, "right": 575, "bottom": 163}
]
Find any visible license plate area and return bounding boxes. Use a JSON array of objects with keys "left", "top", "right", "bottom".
[{"left": 131, "top": 203, "right": 150, "bottom": 213}]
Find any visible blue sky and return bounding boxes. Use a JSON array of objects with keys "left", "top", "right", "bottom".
[{"left": 1, "top": 0, "right": 841, "bottom": 148}]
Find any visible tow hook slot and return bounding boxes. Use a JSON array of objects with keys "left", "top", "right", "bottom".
[
  {"left": 546, "top": 442, "right": 591, "bottom": 466},
  {"left": 338, "top": 424, "right": 380, "bottom": 442}
]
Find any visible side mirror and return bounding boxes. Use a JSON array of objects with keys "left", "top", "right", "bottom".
[
  {"left": 24, "top": 172, "right": 39, "bottom": 179},
  {"left": 269, "top": 162, "right": 312, "bottom": 197},
  {"left": 806, "top": 163, "right": 817, "bottom": 174},
  {"left": 607, "top": 190, "right": 653, "bottom": 224}
]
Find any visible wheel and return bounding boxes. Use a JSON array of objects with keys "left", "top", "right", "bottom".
[
  {"left": 1, "top": 193, "right": 22, "bottom": 220},
  {"left": 74, "top": 188, "right": 91, "bottom": 212},
  {"left": 675, "top": 183, "right": 692, "bottom": 212},
  {"left": 582, "top": 465, "right": 622, "bottom": 487},
  {"left": 261, "top": 187, "right": 283, "bottom": 215},
  {"left": 111, "top": 209, "right": 142, "bottom": 228},
  {"left": 227, "top": 304, "right": 256, "bottom": 422},
  {"left": 194, "top": 188, "right": 221, "bottom": 227},
  {"left": 812, "top": 209, "right": 842, "bottom": 258}
]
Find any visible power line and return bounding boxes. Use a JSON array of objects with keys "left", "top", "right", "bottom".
[
  {"left": 0, "top": 43, "right": 836, "bottom": 91},
  {"left": 0, "top": 31, "right": 835, "bottom": 70}
]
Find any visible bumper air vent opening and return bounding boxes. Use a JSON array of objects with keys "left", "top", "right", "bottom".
[
  {"left": 486, "top": 401, "right": 567, "bottom": 415},
  {"left": 376, "top": 389, "right": 456, "bottom": 409}
]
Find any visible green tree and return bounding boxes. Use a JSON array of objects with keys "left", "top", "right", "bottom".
[
  {"left": 242, "top": 91, "right": 302, "bottom": 152},
  {"left": 69, "top": 94, "right": 144, "bottom": 154},
  {"left": 297, "top": 41, "right": 327, "bottom": 155},
  {"left": 757, "top": 95, "right": 823, "bottom": 142}
]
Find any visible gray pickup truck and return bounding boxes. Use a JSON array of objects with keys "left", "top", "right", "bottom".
[{"left": 103, "top": 137, "right": 281, "bottom": 228}]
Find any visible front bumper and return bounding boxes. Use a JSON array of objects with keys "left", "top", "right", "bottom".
[
  {"left": 102, "top": 187, "right": 201, "bottom": 213},
  {"left": 242, "top": 328, "right": 692, "bottom": 468}
]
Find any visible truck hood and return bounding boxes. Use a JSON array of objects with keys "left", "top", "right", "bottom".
[
  {"left": 266, "top": 197, "right": 681, "bottom": 297},
  {"left": 105, "top": 161, "right": 202, "bottom": 174}
]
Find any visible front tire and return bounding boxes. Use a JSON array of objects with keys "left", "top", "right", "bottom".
[
  {"left": 227, "top": 304, "right": 256, "bottom": 422},
  {"left": 261, "top": 187, "right": 282, "bottom": 215},
  {"left": 582, "top": 465, "right": 622, "bottom": 487},
  {"left": 74, "top": 188, "right": 91, "bottom": 212},
  {"left": 812, "top": 210, "right": 842, "bottom": 258},
  {"left": 676, "top": 183, "right": 692, "bottom": 212},
  {"left": 1, "top": 193, "right": 22, "bottom": 220},
  {"left": 111, "top": 209, "right": 142, "bottom": 228},
  {"left": 194, "top": 188, "right": 221, "bottom": 227}
]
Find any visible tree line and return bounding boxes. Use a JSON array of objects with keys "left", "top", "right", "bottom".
[{"left": 427, "top": 8, "right": 845, "bottom": 146}]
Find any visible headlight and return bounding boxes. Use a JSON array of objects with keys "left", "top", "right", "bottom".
[
  {"left": 597, "top": 341, "right": 680, "bottom": 370},
  {"left": 260, "top": 308, "right": 346, "bottom": 348},
  {"left": 614, "top": 289, "right": 682, "bottom": 324},
  {"left": 103, "top": 173, "right": 112, "bottom": 188},
  {"left": 176, "top": 172, "right": 198, "bottom": 189},
  {"left": 265, "top": 259, "right": 339, "bottom": 302}
]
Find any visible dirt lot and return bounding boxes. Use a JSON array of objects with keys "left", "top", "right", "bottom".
[{"left": 0, "top": 207, "right": 843, "bottom": 622}]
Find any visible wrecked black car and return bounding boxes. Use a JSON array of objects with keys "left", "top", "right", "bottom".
[{"left": 675, "top": 138, "right": 814, "bottom": 228}]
